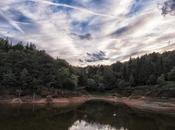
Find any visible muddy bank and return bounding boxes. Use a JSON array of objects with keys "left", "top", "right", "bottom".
[{"left": 0, "top": 96, "right": 175, "bottom": 114}]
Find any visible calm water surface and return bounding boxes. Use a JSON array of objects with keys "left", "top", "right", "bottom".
[{"left": 0, "top": 101, "right": 175, "bottom": 130}]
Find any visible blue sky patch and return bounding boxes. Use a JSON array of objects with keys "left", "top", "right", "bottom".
[
  {"left": 6, "top": 9, "right": 33, "bottom": 24},
  {"left": 127, "top": 0, "right": 152, "bottom": 16},
  {"left": 71, "top": 20, "right": 91, "bottom": 34}
]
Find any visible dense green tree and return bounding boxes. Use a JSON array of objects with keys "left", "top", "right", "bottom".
[
  {"left": 157, "top": 74, "right": 166, "bottom": 86},
  {"left": 147, "top": 74, "right": 157, "bottom": 85},
  {"left": 118, "top": 79, "right": 129, "bottom": 88},
  {"left": 13, "top": 42, "right": 24, "bottom": 50},
  {"left": 78, "top": 74, "right": 87, "bottom": 86},
  {"left": 103, "top": 67, "right": 116, "bottom": 88},
  {"left": 129, "top": 74, "right": 135, "bottom": 87},
  {"left": 168, "top": 67, "right": 175, "bottom": 81},
  {"left": 20, "top": 68, "right": 32, "bottom": 88},
  {"left": 0, "top": 38, "right": 175, "bottom": 95},
  {"left": 2, "top": 70, "right": 16, "bottom": 87},
  {"left": 70, "top": 74, "right": 79, "bottom": 88},
  {"left": 62, "top": 78, "right": 76, "bottom": 90},
  {"left": 87, "top": 78, "right": 97, "bottom": 90}
]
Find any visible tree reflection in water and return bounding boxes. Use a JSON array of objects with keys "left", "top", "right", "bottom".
[{"left": 0, "top": 101, "right": 174, "bottom": 130}]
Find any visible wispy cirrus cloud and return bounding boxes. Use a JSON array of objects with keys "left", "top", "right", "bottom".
[
  {"left": 0, "top": 0, "right": 175, "bottom": 66},
  {"left": 34, "top": 0, "right": 115, "bottom": 17},
  {"left": 0, "top": 9, "right": 24, "bottom": 33}
]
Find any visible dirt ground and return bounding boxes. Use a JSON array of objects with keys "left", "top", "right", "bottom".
[{"left": 0, "top": 96, "right": 175, "bottom": 114}]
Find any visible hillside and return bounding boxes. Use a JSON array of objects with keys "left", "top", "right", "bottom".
[{"left": 0, "top": 38, "right": 175, "bottom": 98}]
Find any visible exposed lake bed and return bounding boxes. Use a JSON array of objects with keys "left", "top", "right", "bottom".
[
  {"left": 0, "top": 96, "right": 175, "bottom": 114},
  {"left": 1, "top": 96, "right": 175, "bottom": 111}
]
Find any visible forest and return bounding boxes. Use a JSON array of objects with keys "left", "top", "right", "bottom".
[{"left": 0, "top": 38, "right": 175, "bottom": 97}]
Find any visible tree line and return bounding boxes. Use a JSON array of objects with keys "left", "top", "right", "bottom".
[{"left": 0, "top": 38, "right": 175, "bottom": 96}]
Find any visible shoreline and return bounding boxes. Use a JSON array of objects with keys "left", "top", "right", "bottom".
[{"left": 0, "top": 96, "right": 175, "bottom": 114}]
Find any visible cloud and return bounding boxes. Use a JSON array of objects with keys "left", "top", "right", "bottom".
[
  {"left": 0, "top": 10, "right": 24, "bottom": 33},
  {"left": 33, "top": 0, "right": 115, "bottom": 18},
  {"left": 71, "top": 33, "right": 92, "bottom": 40},
  {"left": 83, "top": 51, "right": 109, "bottom": 62},
  {"left": 110, "top": 12, "right": 155, "bottom": 37},
  {"left": 127, "top": 0, "right": 152, "bottom": 16},
  {"left": 0, "top": 0, "right": 175, "bottom": 66},
  {"left": 161, "top": 0, "right": 175, "bottom": 15}
]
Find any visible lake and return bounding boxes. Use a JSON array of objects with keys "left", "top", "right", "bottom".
[{"left": 0, "top": 101, "right": 175, "bottom": 130}]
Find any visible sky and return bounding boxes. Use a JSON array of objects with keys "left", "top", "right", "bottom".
[
  {"left": 69, "top": 120, "right": 116, "bottom": 130},
  {"left": 0, "top": 0, "right": 175, "bottom": 66}
]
